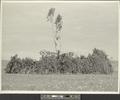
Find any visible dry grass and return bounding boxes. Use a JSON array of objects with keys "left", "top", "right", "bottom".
[{"left": 2, "top": 60, "right": 118, "bottom": 92}]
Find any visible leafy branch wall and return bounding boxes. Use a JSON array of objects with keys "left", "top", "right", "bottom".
[{"left": 5, "top": 48, "right": 113, "bottom": 74}]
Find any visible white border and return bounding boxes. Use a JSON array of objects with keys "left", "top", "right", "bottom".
[
  {"left": 0, "top": 0, "right": 3, "bottom": 92},
  {"left": 118, "top": 0, "right": 120, "bottom": 94},
  {"left": 1, "top": 0, "right": 120, "bottom": 3},
  {"left": 0, "top": 0, "right": 119, "bottom": 94}
]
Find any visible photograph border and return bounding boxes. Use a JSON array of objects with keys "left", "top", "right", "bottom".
[{"left": 0, "top": 0, "right": 119, "bottom": 94}]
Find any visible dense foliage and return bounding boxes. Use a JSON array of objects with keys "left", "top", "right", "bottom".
[{"left": 5, "top": 48, "right": 113, "bottom": 74}]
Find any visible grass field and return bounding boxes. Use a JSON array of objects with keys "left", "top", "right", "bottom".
[{"left": 1, "top": 60, "right": 118, "bottom": 92}]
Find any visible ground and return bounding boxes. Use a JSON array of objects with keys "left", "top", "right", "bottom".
[{"left": 1, "top": 60, "right": 118, "bottom": 92}]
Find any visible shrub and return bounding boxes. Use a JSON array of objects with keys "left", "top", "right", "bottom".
[
  {"left": 5, "top": 54, "right": 22, "bottom": 73},
  {"left": 91, "top": 48, "right": 113, "bottom": 74}
]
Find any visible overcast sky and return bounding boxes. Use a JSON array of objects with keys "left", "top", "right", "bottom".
[{"left": 2, "top": 2, "right": 118, "bottom": 60}]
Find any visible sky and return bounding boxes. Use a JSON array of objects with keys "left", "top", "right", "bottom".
[{"left": 2, "top": 2, "right": 118, "bottom": 60}]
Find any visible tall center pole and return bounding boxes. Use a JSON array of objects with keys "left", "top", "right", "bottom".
[
  {"left": 50, "top": 14, "right": 61, "bottom": 58},
  {"left": 54, "top": 14, "right": 62, "bottom": 59},
  {"left": 47, "top": 8, "right": 62, "bottom": 59}
]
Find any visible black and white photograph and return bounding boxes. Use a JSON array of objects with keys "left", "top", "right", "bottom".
[{"left": 1, "top": 1, "right": 119, "bottom": 93}]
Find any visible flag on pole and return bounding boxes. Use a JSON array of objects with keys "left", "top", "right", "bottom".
[
  {"left": 55, "top": 14, "right": 63, "bottom": 32},
  {"left": 47, "top": 8, "right": 55, "bottom": 23}
]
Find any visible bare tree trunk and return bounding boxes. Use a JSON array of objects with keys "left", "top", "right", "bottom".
[{"left": 57, "top": 50, "right": 60, "bottom": 59}]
